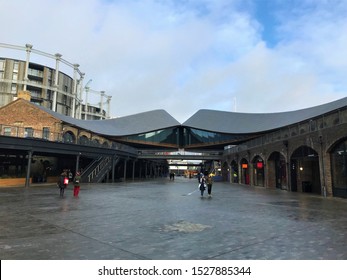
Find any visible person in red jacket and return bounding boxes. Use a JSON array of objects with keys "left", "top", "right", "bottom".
[{"left": 73, "top": 171, "right": 81, "bottom": 197}]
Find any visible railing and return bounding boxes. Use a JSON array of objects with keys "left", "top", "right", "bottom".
[
  {"left": 0, "top": 123, "right": 138, "bottom": 155},
  {"left": 87, "top": 157, "right": 112, "bottom": 183},
  {"left": 138, "top": 149, "right": 222, "bottom": 160},
  {"left": 0, "top": 77, "right": 78, "bottom": 99},
  {"left": 95, "top": 157, "right": 118, "bottom": 183},
  {"left": 0, "top": 42, "right": 83, "bottom": 76},
  {"left": 80, "top": 157, "right": 103, "bottom": 180}
]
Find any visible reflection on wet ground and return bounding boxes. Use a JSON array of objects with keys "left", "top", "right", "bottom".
[{"left": 1, "top": 177, "right": 347, "bottom": 260}]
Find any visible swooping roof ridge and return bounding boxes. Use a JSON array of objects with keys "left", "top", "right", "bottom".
[
  {"left": 35, "top": 105, "right": 181, "bottom": 136},
  {"left": 182, "top": 97, "right": 347, "bottom": 134},
  {"left": 33, "top": 96, "right": 347, "bottom": 136}
]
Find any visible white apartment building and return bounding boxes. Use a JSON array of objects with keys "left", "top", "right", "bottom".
[{"left": 0, "top": 43, "right": 111, "bottom": 120}]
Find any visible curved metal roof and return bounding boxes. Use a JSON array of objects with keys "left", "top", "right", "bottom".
[
  {"left": 182, "top": 97, "right": 347, "bottom": 134},
  {"left": 36, "top": 105, "right": 181, "bottom": 136},
  {"left": 35, "top": 96, "right": 347, "bottom": 137}
]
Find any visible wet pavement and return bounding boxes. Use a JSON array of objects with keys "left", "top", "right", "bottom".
[{"left": 1, "top": 177, "right": 347, "bottom": 260}]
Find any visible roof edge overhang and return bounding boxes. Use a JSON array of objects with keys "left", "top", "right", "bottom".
[
  {"left": 182, "top": 96, "right": 347, "bottom": 134},
  {"left": 9, "top": 96, "right": 347, "bottom": 142}
]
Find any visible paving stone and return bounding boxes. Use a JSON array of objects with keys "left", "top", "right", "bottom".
[{"left": 1, "top": 177, "right": 347, "bottom": 260}]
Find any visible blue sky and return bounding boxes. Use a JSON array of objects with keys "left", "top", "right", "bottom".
[{"left": 1, "top": 0, "right": 347, "bottom": 122}]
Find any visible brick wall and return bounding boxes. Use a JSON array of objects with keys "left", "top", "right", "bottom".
[
  {"left": 0, "top": 98, "right": 112, "bottom": 146},
  {"left": 222, "top": 120, "right": 347, "bottom": 197},
  {"left": 0, "top": 98, "right": 62, "bottom": 140}
]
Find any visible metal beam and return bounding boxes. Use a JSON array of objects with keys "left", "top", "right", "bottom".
[
  {"left": 138, "top": 154, "right": 221, "bottom": 160},
  {"left": 168, "top": 163, "right": 203, "bottom": 166}
]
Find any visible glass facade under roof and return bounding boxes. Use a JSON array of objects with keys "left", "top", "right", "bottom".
[
  {"left": 186, "top": 128, "right": 231, "bottom": 144},
  {"left": 122, "top": 128, "right": 179, "bottom": 147},
  {"left": 119, "top": 127, "right": 246, "bottom": 149},
  {"left": 183, "top": 128, "right": 246, "bottom": 148}
]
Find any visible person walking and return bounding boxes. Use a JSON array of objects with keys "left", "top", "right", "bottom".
[
  {"left": 58, "top": 171, "right": 68, "bottom": 197},
  {"left": 206, "top": 172, "right": 213, "bottom": 198},
  {"left": 73, "top": 171, "right": 81, "bottom": 197},
  {"left": 199, "top": 172, "right": 206, "bottom": 197}
]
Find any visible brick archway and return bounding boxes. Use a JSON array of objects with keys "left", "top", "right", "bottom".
[
  {"left": 62, "top": 131, "right": 76, "bottom": 144},
  {"left": 251, "top": 155, "right": 265, "bottom": 187},
  {"left": 290, "top": 146, "right": 320, "bottom": 194},
  {"left": 267, "top": 151, "right": 287, "bottom": 189}
]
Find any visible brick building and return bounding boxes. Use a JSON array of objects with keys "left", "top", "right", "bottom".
[
  {"left": 0, "top": 92, "right": 63, "bottom": 139},
  {"left": 220, "top": 105, "right": 347, "bottom": 198},
  {"left": 1, "top": 92, "right": 347, "bottom": 199},
  {"left": 0, "top": 96, "right": 118, "bottom": 183}
]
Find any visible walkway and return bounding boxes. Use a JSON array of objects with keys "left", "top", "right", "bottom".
[{"left": 1, "top": 177, "right": 347, "bottom": 260}]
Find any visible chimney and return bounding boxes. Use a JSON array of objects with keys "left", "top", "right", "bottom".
[{"left": 17, "top": 91, "right": 31, "bottom": 101}]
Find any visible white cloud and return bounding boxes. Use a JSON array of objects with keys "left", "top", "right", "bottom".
[{"left": 1, "top": 0, "right": 347, "bottom": 122}]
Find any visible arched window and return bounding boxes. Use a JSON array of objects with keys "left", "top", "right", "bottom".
[
  {"left": 79, "top": 135, "right": 89, "bottom": 145},
  {"left": 92, "top": 138, "right": 100, "bottom": 146},
  {"left": 63, "top": 131, "right": 75, "bottom": 144}
]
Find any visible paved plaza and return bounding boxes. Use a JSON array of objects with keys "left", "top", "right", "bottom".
[{"left": 1, "top": 177, "right": 347, "bottom": 260}]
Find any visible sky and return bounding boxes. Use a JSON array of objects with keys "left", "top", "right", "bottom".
[{"left": 1, "top": 0, "right": 347, "bottom": 122}]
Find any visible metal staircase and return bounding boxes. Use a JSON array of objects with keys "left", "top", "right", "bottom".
[{"left": 81, "top": 156, "right": 119, "bottom": 183}]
